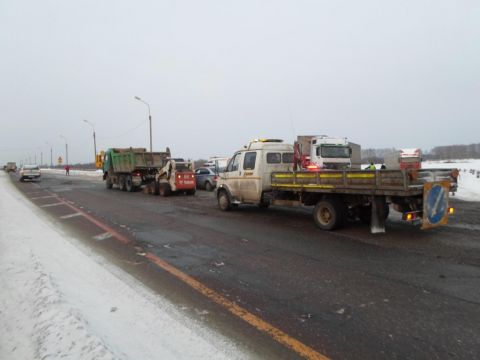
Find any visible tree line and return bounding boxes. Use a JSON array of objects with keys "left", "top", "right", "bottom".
[{"left": 361, "top": 143, "right": 480, "bottom": 162}]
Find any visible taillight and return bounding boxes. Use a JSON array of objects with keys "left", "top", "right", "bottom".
[
  {"left": 402, "top": 212, "right": 420, "bottom": 221},
  {"left": 306, "top": 164, "right": 319, "bottom": 171},
  {"left": 214, "top": 175, "right": 218, "bottom": 180},
  {"left": 177, "top": 174, "right": 181, "bottom": 179}
]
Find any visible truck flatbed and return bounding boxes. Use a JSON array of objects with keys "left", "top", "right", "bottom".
[{"left": 271, "top": 169, "right": 457, "bottom": 197}]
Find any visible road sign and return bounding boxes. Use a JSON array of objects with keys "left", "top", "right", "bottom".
[
  {"left": 422, "top": 181, "right": 450, "bottom": 229},
  {"left": 58, "top": 156, "right": 63, "bottom": 165}
]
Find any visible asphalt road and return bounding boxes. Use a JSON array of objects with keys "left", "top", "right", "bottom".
[{"left": 9, "top": 171, "right": 480, "bottom": 360}]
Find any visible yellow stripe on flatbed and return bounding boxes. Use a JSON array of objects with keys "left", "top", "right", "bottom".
[{"left": 272, "top": 183, "right": 335, "bottom": 189}]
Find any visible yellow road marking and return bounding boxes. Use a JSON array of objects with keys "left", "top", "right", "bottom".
[{"left": 145, "top": 253, "right": 329, "bottom": 360}]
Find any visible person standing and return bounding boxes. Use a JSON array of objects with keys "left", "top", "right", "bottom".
[
  {"left": 366, "top": 162, "right": 376, "bottom": 170},
  {"left": 65, "top": 165, "right": 70, "bottom": 176}
]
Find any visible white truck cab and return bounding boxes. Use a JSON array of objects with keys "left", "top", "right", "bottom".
[
  {"left": 216, "top": 139, "right": 294, "bottom": 209},
  {"left": 295, "top": 135, "right": 361, "bottom": 170}
]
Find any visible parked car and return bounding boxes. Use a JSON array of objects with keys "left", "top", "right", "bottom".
[
  {"left": 195, "top": 167, "right": 218, "bottom": 191},
  {"left": 6, "top": 162, "right": 17, "bottom": 172},
  {"left": 19, "top": 165, "right": 41, "bottom": 182}
]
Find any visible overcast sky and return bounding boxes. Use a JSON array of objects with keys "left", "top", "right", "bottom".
[{"left": 1, "top": 0, "right": 479, "bottom": 165}]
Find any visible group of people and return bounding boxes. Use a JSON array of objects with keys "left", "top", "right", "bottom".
[{"left": 365, "top": 162, "right": 386, "bottom": 170}]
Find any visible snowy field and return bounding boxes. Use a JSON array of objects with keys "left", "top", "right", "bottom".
[
  {"left": 423, "top": 159, "right": 480, "bottom": 202},
  {"left": 0, "top": 171, "right": 247, "bottom": 360}
]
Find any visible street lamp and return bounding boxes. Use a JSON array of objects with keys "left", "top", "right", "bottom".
[
  {"left": 83, "top": 119, "right": 97, "bottom": 163},
  {"left": 46, "top": 142, "right": 53, "bottom": 167},
  {"left": 134, "top": 96, "right": 152, "bottom": 153},
  {"left": 59, "top": 135, "right": 68, "bottom": 166}
]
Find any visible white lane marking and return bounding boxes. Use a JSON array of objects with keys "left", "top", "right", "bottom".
[
  {"left": 60, "top": 212, "right": 83, "bottom": 219},
  {"left": 31, "top": 195, "right": 56, "bottom": 200},
  {"left": 93, "top": 232, "right": 113, "bottom": 241},
  {"left": 40, "top": 202, "right": 64, "bottom": 208}
]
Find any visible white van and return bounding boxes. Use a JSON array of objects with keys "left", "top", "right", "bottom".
[{"left": 216, "top": 139, "right": 294, "bottom": 209}]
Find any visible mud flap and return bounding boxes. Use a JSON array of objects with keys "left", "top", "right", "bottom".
[{"left": 370, "top": 196, "right": 386, "bottom": 234}]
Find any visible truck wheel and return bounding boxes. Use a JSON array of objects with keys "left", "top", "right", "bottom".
[
  {"left": 313, "top": 199, "right": 343, "bottom": 230},
  {"left": 119, "top": 175, "right": 126, "bottom": 191},
  {"left": 154, "top": 181, "right": 160, "bottom": 195},
  {"left": 205, "top": 181, "right": 213, "bottom": 191},
  {"left": 105, "top": 175, "right": 113, "bottom": 189},
  {"left": 218, "top": 190, "right": 232, "bottom": 211},
  {"left": 159, "top": 184, "right": 171, "bottom": 197},
  {"left": 126, "top": 175, "right": 134, "bottom": 192}
]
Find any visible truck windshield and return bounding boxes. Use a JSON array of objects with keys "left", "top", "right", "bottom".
[
  {"left": 319, "top": 146, "right": 350, "bottom": 158},
  {"left": 401, "top": 157, "right": 419, "bottom": 163}
]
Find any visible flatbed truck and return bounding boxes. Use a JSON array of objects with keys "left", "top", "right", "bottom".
[{"left": 216, "top": 139, "right": 458, "bottom": 233}]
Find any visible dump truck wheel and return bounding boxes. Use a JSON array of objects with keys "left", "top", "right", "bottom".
[
  {"left": 218, "top": 190, "right": 232, "bottom": 211},
  {"left": 159, "top": 183, "right": 171, "bottom": 197},
  {"left": 119, "top": 175, "right": 126, "bottom": 191},
  {"left": 125, "top": 175, "right": 134, "bottom": 192},
  {"left": 205, "top": 181, "right": 213, "bottom": 191},
  {"left": 105, "top": 175, "right": 113, "bottom": 189},
  {"left": 313, "top": 199, "right": 343, "bottom": 230}
]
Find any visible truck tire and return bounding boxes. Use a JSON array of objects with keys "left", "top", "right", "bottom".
[
  {"left": 218, "top": 190, "right": 232, "bottom": 211},
  {"left": 159, "top": 183, "right": 171, "bottom": 197},
  {"left": 313, "top": 199, "right": 344, "bottom": 230},
  {"left": 105, "top": 175, "right": 113, "bottom": 189},
  {"left": 119, "top": 175, "right": 126, "bottom": 191},
  {"left": 125, "top": 175, "right": 134, "bottom": 192},
  {"left": 205, "top": 181, "right": 213, "bottom": 191},
  {"left": 154, "top": 181, "right": 160, "bottom": 195}
]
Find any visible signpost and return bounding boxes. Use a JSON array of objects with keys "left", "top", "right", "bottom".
[{"left": 422, "top": 181, "right": 450, "bottom": 229}]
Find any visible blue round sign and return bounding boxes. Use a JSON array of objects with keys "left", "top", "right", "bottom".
[{"left": 426, "top": 184, "right": 447, "bottom": 224}]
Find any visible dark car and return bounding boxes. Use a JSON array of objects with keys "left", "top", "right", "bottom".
[{"left": 195, "top": 167, "right": 218, "bottom": 191}]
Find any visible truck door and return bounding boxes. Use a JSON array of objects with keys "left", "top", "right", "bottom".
[
  {"left": 239, "top": 151, "right": 261, "bottom": 202},
  {"left": 223, "top": 152, "right": 242, "bottom": 200}
]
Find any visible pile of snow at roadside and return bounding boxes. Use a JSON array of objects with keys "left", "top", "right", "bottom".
[
  {"left": 0, "top": 171, "right": 247, "bottom": 360},
  {"left": 41, "top": 168, "right": 103, "bottom": 177},
  {"left": 423, "top": 159, "right": 480, "bottom": 202}
]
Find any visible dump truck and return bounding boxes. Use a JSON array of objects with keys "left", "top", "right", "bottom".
[
  {"left": 216, "top": 139, "right": 458, "bottom": 233},
  {"left": 100, "top": 147, "right": 170, "bottom": 191},
  {"left": 154, "top": 159, "right": 196, "bottom": 196},
  {"left": 294, "top": 135, "right": 361, "bottom": 170}
]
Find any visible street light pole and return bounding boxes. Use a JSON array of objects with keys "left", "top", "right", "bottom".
[
  {"left": 60, "top": 135, "right": 68, "bottom": 166},
  {"left": 134, "top": 96, "right": 152, "bottom": 153},
  {"left": 46, "top": 142, "right": 53, "bottom": 167},
  {"left": 83, "top": 120, "right": 97, "bottom": 163}
]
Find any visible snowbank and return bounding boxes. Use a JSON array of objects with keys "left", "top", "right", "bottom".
[
  {"left": 41, "top": 168, "right": 103, "bottom": 177},
  {"left": 0, "top": 171, "right": 246, "bottom": 360}
]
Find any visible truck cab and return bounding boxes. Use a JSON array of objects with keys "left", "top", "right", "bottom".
[
  {"left": 216, "top": 139, "right": 294, "bottom": 209},
  {"left": 295, "top": 135, "right": 361, "bottom": 170}
]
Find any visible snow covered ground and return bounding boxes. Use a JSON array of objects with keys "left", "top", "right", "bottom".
[
  {"left": 423, "top": 159, "right": 480, "bottom": 202},
  {"left": 0, "top": 171, "right": 248, "bottom": 360}
]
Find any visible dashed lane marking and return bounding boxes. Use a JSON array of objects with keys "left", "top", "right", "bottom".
[
  {"left": 93, "top": 232, "right": 113, "bottom": 241},
  {"left": 60, "top": 212, "right": 83, "bottom": 219},
  {"left": 40, "top": 202, "right": 65, "bottom": 208},
  {"left": 31, "top": 195, "right": 57, "bottom": 200},
  {"left": 41, "top": 190, "right": 330, "bottom": 360}
]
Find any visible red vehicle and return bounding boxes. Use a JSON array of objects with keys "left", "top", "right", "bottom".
[
  {"left": 155, "top": 159, "right": 196, "bottom": 196},
  {"left": 384, "top": 148, "right": 422, "bottom": 170}
]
